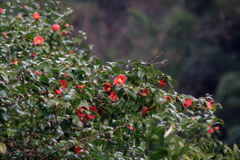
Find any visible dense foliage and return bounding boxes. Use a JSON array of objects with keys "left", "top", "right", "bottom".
[{"left": 0, "top": 0, "right": 239, "bottom": 159}]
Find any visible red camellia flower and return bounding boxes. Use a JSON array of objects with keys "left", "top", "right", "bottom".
[
  {"left": 17, "top": 14, "right": 22, "bottom": 19},
  {"left": 142, "top": 107, "right": 153, "bottom": 116},
  {"left": 215, "top": 126, "right": 220, "bottom": 131},
  {"left": 34, "top": 71, "right": 40, "bottom": 76},
  {"left": 207, "top": 126, "right": 214, "bottom": 133},
  {"left": 31, "top": 53, "right": 37, "bottom": 57},
  {"left": 33, "top": 13, "right": 40, "bottom": 20},
  {"left": 208, "top": 128, "right": 214, "bottom": 133},
  {"left": 207, "top": 100, "right": 214, "bottom": 109},
  {"left": 58, "top": 79, "right": 67, "bottom": 89},
  {"left": 0, "top": 8, "right": 3, "bottom": 13},
  {"left": 104, "top": 83, "right": 113, "bottom": 92},
  {"left": 33, "top": 36, "right": 44, "bottom": 45},
  {"left": 109, "top": 91, "right": 118, "bottom": 100},
  {"left": 113, "top": 75, "right": 127, "bottom": 86},
  {"left": 12, "top": 59, "right": 19, "bottom": 64},
  {"left": 76, "top": 84, "right": 85, "bottom": 89},
  {"left": 2, "top": 32, "right": 7, "bottom": 37},
  {"left": 77, "top": 106, "right": 98, "bottom": 123},
  {"left": 65, "top": 23, "right": 70, "bottom": 27},
  {"left": 158, "top": 79, "right": 167, "bottom": 87},
  {"left": 54, "top": 89, "right": 62, "bottom": 95},
  {"left": 139, "top": 88, "right": 150, "bottom": 97},
  {"left": 184, "top": 99, "right": 192, "bottom": 108},
  {"left": 52, "top": 24, "right": 60, "bottom": 31},
  {"left": 74, "top": 147, "right": 88, "bottom": 154},
  {"left": 165, "top": 96, "right": 171, "bottom": 100},
  {"left": 126, "top": 124, "right": 136, "bottom": 131},
  {"left": 62, "top": 31, "right": 68, "bottom": 35},
  {"left": 76, "top": 84, "right": 85, "bottom": 92}
]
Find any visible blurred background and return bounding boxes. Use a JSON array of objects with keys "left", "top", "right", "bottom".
[
  {"left": 3, "top": 0, "right": 240, "bottom": 146},
  {"left": 66, "top": 0, "right": 240, "bottom": 146}
]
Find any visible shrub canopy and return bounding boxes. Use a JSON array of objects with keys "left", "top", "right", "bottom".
[{"left": 0, "top": 0, "right": 239, "bottom": 159}]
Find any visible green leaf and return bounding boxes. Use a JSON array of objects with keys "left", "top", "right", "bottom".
[
  {"left": 113, "top": 66, "right": 121, "bottom": 74},
  {"left": 72, "top": 117, "right": 83, "bottom": 128},
  {"left": 0, "top": 71, "right": 9, "bottom": 83},
  {"left": 95, "top": 58, "right": 102, "bottom": 66},
  {"left": 233, "top": 143, "right": 240, "bottom": 157},
  {"left": 0, "top": 113, "right": 9, "bottom": 121},
  {"left": 0, "top": 142, "right": 7, "bottom": 154},
  {"left": 39, "top": 75, "right": 50, "bottom": 84},
  {"left": 7, "top": 129, "right": 17, "bottom": 137}
]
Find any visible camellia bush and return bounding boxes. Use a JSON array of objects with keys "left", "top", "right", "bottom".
[{"left": 0, "top": 0, "right": 240, "bottom": 159}]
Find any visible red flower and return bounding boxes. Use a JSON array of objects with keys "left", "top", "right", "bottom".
[
  {"left": 126, "top": 124, "right": 136, "bottom": 131},
  {"left": 207, "top": 126, "right": 215, "bottom": 133},
  {"left": 74, "top": 147, "right": 88, "bottom": 154},
  {"left": 208, "top": 128, "right": 214, "bottom": 133},
  {"left": 113, "top": 75, "right": 127, "bottom": 86},
  {"left": 33, "top": 36, "right": 44, "bottom": 45},
  {"left": 52, "top": 24, "right": 60, "bottom": 31},
  {"left": 24, "top": 5, "right": 28, "bottom": 9},
  {"left": 54, "top": 89, "right": 62, "bottom": 95},
  {"left": 104, "top": 83, "right": 113, "bottom": 92},
  {"left": 65, "top": 23, "right": 70, "bottom": 27},
  {"left": 158, "top": 79, "right": 167, "bottom": 87},
  {"left": 142, "top": 107, "right": 153, "bottom": 116},
  {"left": 76, "top": 84, "right": 85, "bottom": 89},
  {"left": 89, "top": 106, "right": 98, "bottom": 113},
  {"left": 184, "top": 99, "right": 192, "bottom": 108},
  {"left": 62, "top": 31, "right": 68, "bottom": 35},
  {"left": 17, "top": 14, "right": 22, "bottom": 19},
  {"left": 31, "top": 53, "right": 37, "bottom": 57},
  {"left": 207, "top": 100, "right": 214, "bottom": 109},
  {"left": 215, "top": 126, "right": 220, "bottom": 131},
  {"left": 0, "top": 8, "right": 3, "bottom": 13},
  {"left": 165, "top": 96, "right": 171, "bottom": 100},
  {"left": 62, "top": 73, "right": 67, "bottom": 77},
  {"left": 139, "top": 89, "right": 150, "bottom": 97},
  {"left": 12, "top": 59, "right": 19, "bottom": 64},
  {"left": 33, "top": 13, "right": 40, "bottom": 20},
  {"left": 58, "top": 79, "right": 67, "bottom": 89},
  {"left": 109, "top": 91, "right": 118, "bottom": 100},
  {"left": 2, "top": 32, "right": 7, "bottom": 37},
  {"left": 77, "top": 106, "right": 98, "bottom": 122},
  {"left": 34, "top": 71, "right": 40, "bottom": 76}
]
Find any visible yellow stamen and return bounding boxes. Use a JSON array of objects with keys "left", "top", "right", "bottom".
[{"left": 117, "top": 78, "right": 123, "bottom": 83}]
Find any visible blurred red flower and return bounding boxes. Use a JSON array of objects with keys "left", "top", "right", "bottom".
[
  {"left": 139, "top": 88, "right": 150, "bottom": 97},
  {"left": 33, "top": 36, "right": 44, "bottom": 45},
  {"left": 104, "top": 83, "right": 113, "bottom": 92},
  {"left": 142, "top": 107, "right": 153, "bottom": 116},
  {"left": 33, "top": 13, "right": 40, "bottom": 20},
  {"left": 52, "top": 24, "right": 60, "bottom": 31},
  {"left": 74, "top": 146, "right": 89, "bottom": 154},
  {"left": 126, "top": 124, "right": 136, "bottom": 131},
  {"left": 184, "top": 99, "right": 192, "bottom": 108},
  {"left": 114, "top": 75, "right": 127, "bottom": 86},
  {"left": 109, "top": 91, "right": 118, "bottom": 100},
  {"left": 77, "top": 106, "right": 98, "bottom": 123},
  {"left": 158, "top": 79, "right": 167, "bottom": 87},
  {"left": 58, "top": 80, "right": 67, "bottom": 89},
  {"left": 54, "top": 89, "right": 62, "bottom": 95}
]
